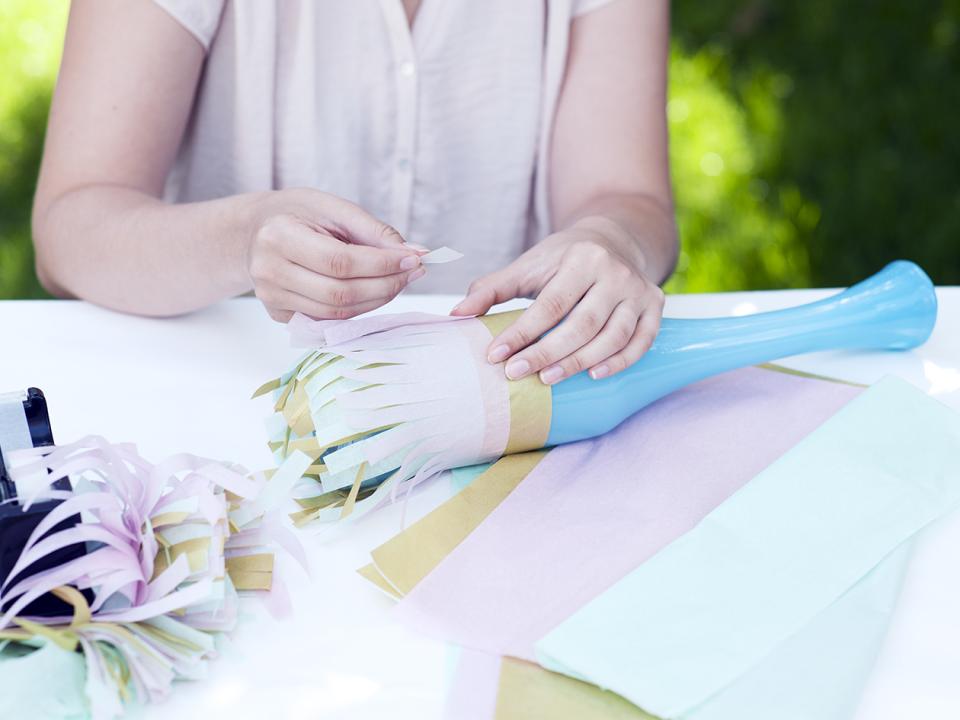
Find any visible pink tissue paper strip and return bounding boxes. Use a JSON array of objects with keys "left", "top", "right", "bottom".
[
  {"left": 395, "top": 367, "right": 862, "bottom": 661},
  {"left": 287, "top": 311, "right": 470, "bottom": 348}
]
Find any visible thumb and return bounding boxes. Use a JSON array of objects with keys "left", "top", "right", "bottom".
[{"left": 451, "top": 265, "right": 524, "bottom": 316}]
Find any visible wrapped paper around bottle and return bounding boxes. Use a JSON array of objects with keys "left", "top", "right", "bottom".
[{"left": 254, "top": 309, "right": 552, "bottom": 524}]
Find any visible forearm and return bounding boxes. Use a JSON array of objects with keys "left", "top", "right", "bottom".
[
  {"left": 558, "top": 192, "right": 678, "bottom": 285},
  {"left": 33, "top": 186, "right": 263, "bottom": 316}
]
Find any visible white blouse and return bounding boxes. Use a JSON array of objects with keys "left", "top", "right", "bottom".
[{"left": 154, "top": 0, "right": 616, "bottom": 293}]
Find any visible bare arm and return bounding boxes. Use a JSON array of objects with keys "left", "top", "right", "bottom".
[
  {"left": 550, "top": 0, "right": 676, "bottom": 282},
  {"left": 453, "top": 0, "right": 677, "bottom": 382},
  {"left": 33, "top": 0, "right": 421, "bottom": 318}
]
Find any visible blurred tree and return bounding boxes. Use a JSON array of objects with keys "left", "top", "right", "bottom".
[
  {"left": 665, "top": 46, "right": 815, "bottom": 292},
  {"left": 670, "top": 0, "right": 960, "bottom": 290},
  {"left": 0, "top": 0, "right": 66, "bottom": 299},
  {"left": 0, "top": 1, "right": 956, "bottom": 299}
]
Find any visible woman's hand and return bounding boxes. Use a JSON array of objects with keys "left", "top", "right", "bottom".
[
  {"left": 247, "top": 189, "right": 426, "bottom": 322},
  {"left": 451, "top": 218, "right": 665, "bottom": 384}
]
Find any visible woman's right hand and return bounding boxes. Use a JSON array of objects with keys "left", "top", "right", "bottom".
[{"left": 246, "top": 188, "right": 425, "bottom": 322}]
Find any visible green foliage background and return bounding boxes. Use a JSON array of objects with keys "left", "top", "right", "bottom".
[{"left": 0, "top": 0, "right": 957, "bottom": 299}]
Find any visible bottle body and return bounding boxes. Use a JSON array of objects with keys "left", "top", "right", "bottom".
[{"left": 547, "top": 261, "right": 937, "bottom": 446}]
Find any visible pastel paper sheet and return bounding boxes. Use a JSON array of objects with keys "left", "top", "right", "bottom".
[
  {"left": 536, "top": 377, "right": 960, "bottom": 718},
  {"left": 0, "top": 638, "right": 88, "bottom": 719},
  {"left": 392, "top": 366, "right": 863, "bottom": 660},
  {"left": 442, "top": 545, "right": 910, "bottom": 720}
]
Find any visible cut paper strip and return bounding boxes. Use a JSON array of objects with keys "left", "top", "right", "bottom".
[
  {"left": 421, "top": 246, "right": 464, "bottom": 264},
  {"left": 536, "top": 377, "right": 960, "bottom": 718},
  {"left": 0, "top": 437, "right": 306, "bottom": 719},
  {"left": 285, "top": 311, "right": 469, "bottom": 349},
  {"left": 393, "top": 367, "right": 862, "bottom": 660}
]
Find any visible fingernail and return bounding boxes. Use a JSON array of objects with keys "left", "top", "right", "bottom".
[
  {"left": 505, "top": 358, "right": 530, "bottom": 380},
  {"left": 407, "top": 268, "right": 426, "bottom": 282},
  {"left": 400, "top": 255, "right": 420, "bottom": 270},
  {"left": 487, "top": 344, "right": 510, "bottom": 363},
  {"left": 403, "top": 241, "right": 431, "bottom": 253},
  {"left": 540, "top": 365, "right": 564, "bottom": 385},
  {"left": 590, "top": 364, "right": 610, "bottom": 380}
]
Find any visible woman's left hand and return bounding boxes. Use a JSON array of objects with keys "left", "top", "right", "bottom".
[{"left": 451, "top": 220, "right": 665, "bottom": 384}]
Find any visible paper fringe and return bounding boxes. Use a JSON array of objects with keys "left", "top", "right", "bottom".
[
  {"left": 257, "top": 312, "right": 509, "bottom": 525},
  {"left": 0, "top": 437, "right": 307, "bottom": 719}
]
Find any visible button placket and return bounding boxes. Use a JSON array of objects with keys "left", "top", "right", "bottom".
[{"left": 377, "top": 1, "right": 420, "bottom": 237}]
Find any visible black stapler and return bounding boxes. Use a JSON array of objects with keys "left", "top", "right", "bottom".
[{"left": 0, "top": 388, "right": 84, "bottom": 616}]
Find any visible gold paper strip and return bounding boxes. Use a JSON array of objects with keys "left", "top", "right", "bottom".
[
  {"left": 495, "top": 658, "right": 655, "bottom": 720},
  {"left": 366, "top": 451, "right": 547, "bottom": 596},
  {"left": 226, "top": 553, "right": 274, "bottom": 574},
  {"left": 757, "top": 362, "right": 868, "bottom": 388},
  {"left": 51, "top": 585, "right": 92, "bottom": 628},
  {"left": 135, "top": 622, "right": 207, "bottom": 653},
  {"left": 11, "top": 617, "right": 79, "bottom": 652},
  {"left": 479, "top": 311, "right": 552, "bottom": 454},
  {"left": 228, "top": 570, "right": 273, "bottom": 591},
  {"left": 252, "top": 377, "right": 282, "bottom": 398},
  {"left": 356, "top": 564, "right": 402, "bottom": 600},
  {"left": 152, "top": 537, "right": 211, "bottom": 577},
  {"left": 339, "top": 461, "right": 368, "bottom": 520},
  {"left": 150, "top": 511, "right": 192, "bottom": 529},
  {"left": 274, "top": 377, "right": 296, "bottom": 412}
]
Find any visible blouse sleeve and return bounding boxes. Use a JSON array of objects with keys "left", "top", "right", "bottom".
[
  {"left": 572, "top": 0, "right": 619, "bottom": 17},
  {"left": 151, "top": 0, "right": 226, "bottom": 51}
]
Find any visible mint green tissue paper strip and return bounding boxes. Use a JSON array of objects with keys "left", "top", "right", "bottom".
[
  {"left": 0, "top": 640, "right": 88, "bottom": 719},
  {"left": 450, "top": 462, "right": 493, "bottom": 493},
  {"left": 684, "top": 543, "right": 911, "bottom": 720},
  {"left": 536, "top": 377, "right": 960, "bottom": 719}
]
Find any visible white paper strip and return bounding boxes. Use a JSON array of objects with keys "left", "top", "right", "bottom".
[{"left": 420, "top": 247, "right": 464, "bottom": 264}]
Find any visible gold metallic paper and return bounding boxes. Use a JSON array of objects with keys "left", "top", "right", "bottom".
[
  {"left": 363, "top": 451, "right": 547, "bottom": 596},
  {"left": 479, "top": 311, "right": 552, "bottom": 454},
  {"left": 495, "top": 658, "right": 655, "bottom": 720}
]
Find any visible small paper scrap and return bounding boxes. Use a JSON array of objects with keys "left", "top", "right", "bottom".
[{"left": 421, "top": 246, "right": 464, "bottom": 264}]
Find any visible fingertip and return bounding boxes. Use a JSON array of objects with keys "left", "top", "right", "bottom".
[
  {"left": 451, "top": 293, "right": 490, "bottom": 317},
  {"left": 539, "top": 365, "right": 564, "bottom": 385},
  {"left": 487, "top": 343, "right": 511, "bottom": 363},
  {"left": 403, "top": 242, "right": 431, "bottom": 254},
  {"left": 504, "top": 357, "right": 531, "bottom": 380},
  {"left": 450, "top": 298, "right": 472, "bottom": 316},
  {"left": 589, "top": 363, "right": 611, "bottom": 380},
  {"left": 400, "top": 254, "right": 421, "bottom": 271}
]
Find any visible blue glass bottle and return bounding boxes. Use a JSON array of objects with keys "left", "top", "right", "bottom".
[{"left": 548, "top": 261, "right": 937, "bottom": 445}]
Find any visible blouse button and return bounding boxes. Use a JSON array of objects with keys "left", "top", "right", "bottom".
[
  {"left": 399, "top": 61, "right": 416, "bottom": 77},
  {"left": 397, "top": 158, "right": 411, "bottom": 172}
]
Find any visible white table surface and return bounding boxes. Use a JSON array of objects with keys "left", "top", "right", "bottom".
[{"left": 1, "top": 288, "right": 959, "bottom": 720}]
